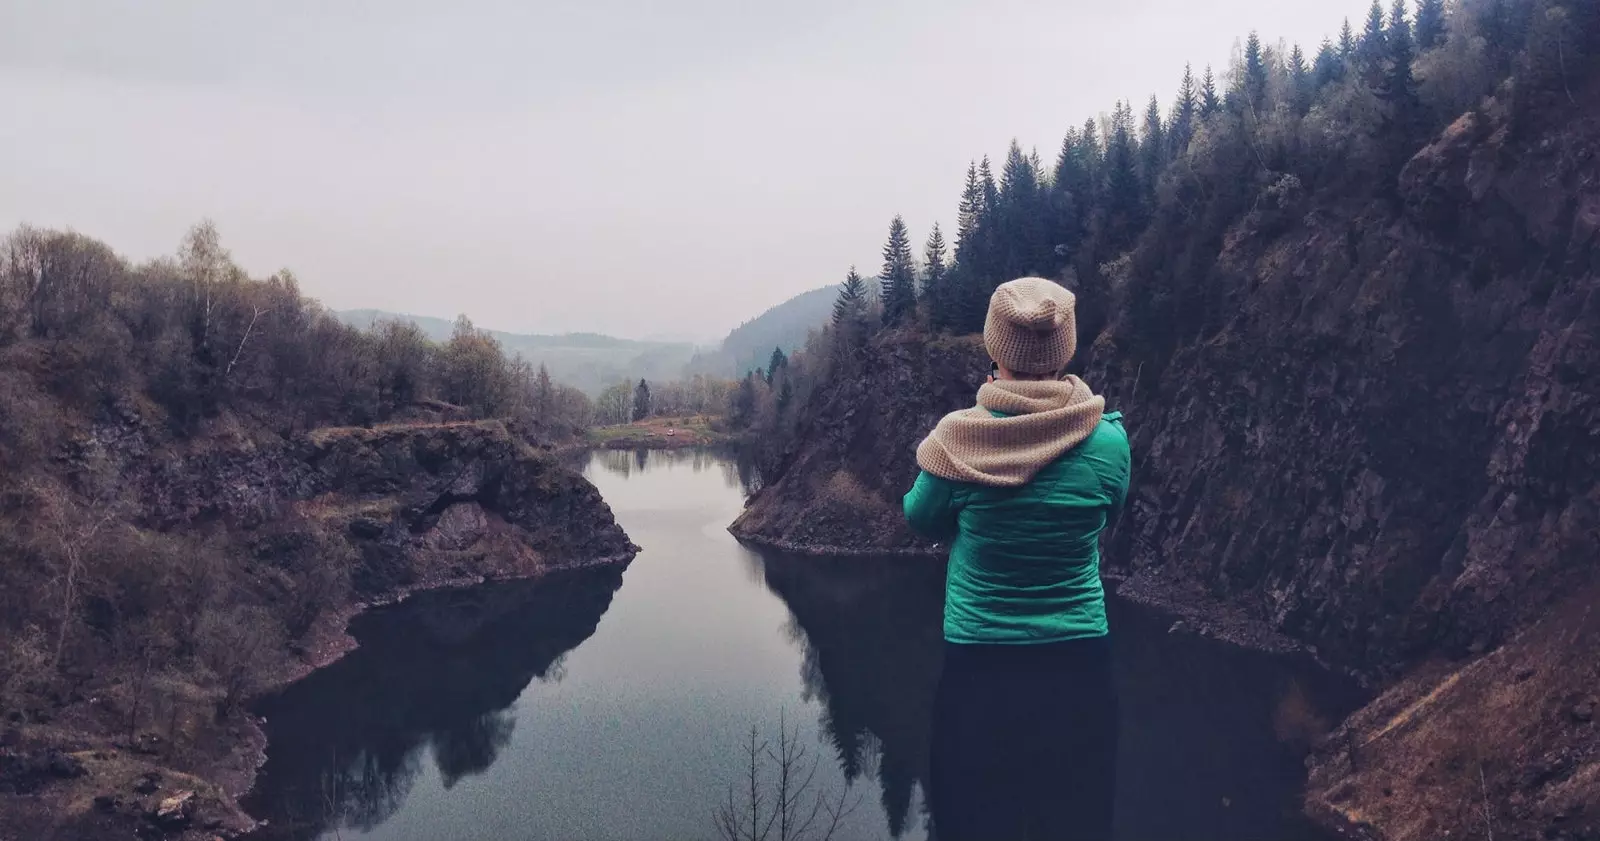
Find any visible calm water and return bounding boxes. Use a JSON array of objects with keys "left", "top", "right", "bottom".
[{"left": 246, "top": 449, "right": 1355, "bottom": 841}]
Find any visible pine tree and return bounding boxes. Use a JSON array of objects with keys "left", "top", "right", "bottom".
[
  {"left": 1382, "top": 0, "right": 1417, "bottom": 105},
  {"left": 1053, "top": 128, "right": 1080, "bottom": 190},
  {"left": 1170, "top": 63, "right": 1199, "bottom": 157},
  {"left": 1102, "top": 100, "right": 1144, "bottom": 251},
  {"left": 1359, "top": 0, "right": 1389, "bottom": 74},
  {"left": 766, "top": 347, "right": 788, "bottom": 385},
  {"left": 878, "top": 215, "right": 917, "bottom": 326},
  {"left": 1199, "top": 65, "right": 1222, "bottom": 118},
  {"left": 954, "top": 162, "right": 984, "bottom": 269},
  {"left": 1340, "top": 18, "right": 1358, "bottom": 58},
  {"left": 1000, "top": 139, "right": 1038, "bottom": 197},
  {"left": 1314, "top": 38, "right": 1344, "bottom": 89},
  {"left": 1413, "top": 0, "right": 1446, "bottom": 50},
  {"left": 1139, "top": 94, "right": 1166, "bottom": 201},
  {"left": 923, "top": 224, "right": 951, "bottom": 327},
  {"left": 978, "top": 156, "right": 1000, "bottom": 220},
  {"left": 1288, "top": 43, "right": 1312, "bottom": 113},
  {"left": 1242, "top": 31, "right": 1270, "bottom": 114},
  {"left": 998, "top": 139, "right": 1046, "bottom": 279},
  {"left": 1078, "top": 118, "right": 1103, "bottom": 188},
  {"left": 832, "top": 266, "right": 867, "bottom": 327}
]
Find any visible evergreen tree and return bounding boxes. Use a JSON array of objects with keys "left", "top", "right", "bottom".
[
  {"left": 1288, "top": 43, "right": 1312, "bottom": 113},
  {"left": 765, "top": 347, "right": 788, "bottom": 385},
  {"left": 954, "top": 162, "right": 984, "bottom": 269},
  {"left": 1359, "top": 0, "right": 1389, "bottom": 74},
  {"left": 998, "top": 139, "right": 1047, "bottom": 279},
  {"left": 1078, "top": 118, "right": 1103, "bottom": 188},
  {"left": 1381, "top": 0, "right": 1417, "bottom": 107},
  {"left": 632, "top": 378, "right": 651, "bottom": 421},
  {"left": 1170, "top": 63, "right": 1199, "bottom": 157},
  {"left": 1414, "top": 0, "right": 1446, "bottom": 50},
  {"left": 978, "top": 156, "right": 1000, "bottom": 221},
  {"left": 1139, "top": 94, "right": 1167, "bottom": 201},
  {"left": 1102, "top": 100, "right": 1144, "bottom": 251},
  {"left": 1000, "top": 139, "right": 1038, "bottom": 197},
  {"left": 1242, "top": 31, "right": 1270, "bottom": 113},
  {"left": 923, "top": 224, "right": 950, "bottom": 327},
  {"left": 878, "top": 215, "right": 917, "bottom": 326},
  {"left": 832, "top": 266, "right": 867, "bottom": 326},
  {"left": 1340, "top": 18, "right": 1358, "bottom": 59},
  {"left": 1199, "top": 65, "right": 1222, "bottom": 118},
  {"left": 1380, "top": 0, "right": 1420, "bottom": 152},
  {"left": 1314, "top": 38, "right": 1344, "bottom": 89},
  {"left": 1054, "top": 128, "right": 1080, "bottom": 191}
]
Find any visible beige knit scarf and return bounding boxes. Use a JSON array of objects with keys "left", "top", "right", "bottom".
[{"left": 915, "top": 377, "right": 1106, "bottom": 488}]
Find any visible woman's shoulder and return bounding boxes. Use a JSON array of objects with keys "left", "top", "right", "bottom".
[{"left": 1078, "top": 412, "right": 1130, "bottom": 462}]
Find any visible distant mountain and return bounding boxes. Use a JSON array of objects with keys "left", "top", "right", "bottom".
[
  {"left": 336, "top": 310, "right": 699, "bottom": 396},
  {"left": 687, "top": 286, "right": 838, "bottom": 378}
]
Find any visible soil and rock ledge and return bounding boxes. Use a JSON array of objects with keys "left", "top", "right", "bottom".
[
  {"left": 1, "top": 418, "right": 635, "bottom": 841},
  {"left": 730, "top": 85, "right": 1600, "bottom": 841}
]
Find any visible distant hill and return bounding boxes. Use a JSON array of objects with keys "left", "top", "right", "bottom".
[
  {"left": 687, "top": 286, "right": 837, "bottom": 378},
  {"left": 336, "top": 310, "right": 699, "bottom": 396}
]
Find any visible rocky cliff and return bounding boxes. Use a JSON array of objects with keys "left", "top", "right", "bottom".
[
  {"left": 729, "top": 333, "right": 986, "bottom": 554},
  {"left": 730, "top": 83, "right": 1600, "bottom": 840},
  {"left": 1, "top": 415, "right": 634, "bottom": 841}
]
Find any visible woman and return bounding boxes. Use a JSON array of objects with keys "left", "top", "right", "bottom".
[{"left": 904, "top": 277, "right": 1129, "bottom": 841}]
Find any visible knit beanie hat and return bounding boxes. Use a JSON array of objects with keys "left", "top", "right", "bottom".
[{"left": 983, "top": 277, "right": 1078, "bottom": 375}]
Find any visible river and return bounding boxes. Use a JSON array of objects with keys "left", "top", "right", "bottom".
[{"left": 245, "top": 448, "right": 1356, "bottom": 841}]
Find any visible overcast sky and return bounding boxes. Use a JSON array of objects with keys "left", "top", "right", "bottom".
[{"left": 0, "top": 0, "right": 1374, "bottom": 342}]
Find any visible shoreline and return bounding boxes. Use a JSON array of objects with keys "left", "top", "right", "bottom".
[
  {"left": 728, "top": 527, "right": 1360, "bottom": 676},
  {"left": 228, "top": 549, "right": 637, "bottom": 834}
]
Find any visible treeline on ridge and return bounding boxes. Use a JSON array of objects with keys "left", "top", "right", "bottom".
[{"left": 726, "top": 0, "right": 1598, "bottom": 470}]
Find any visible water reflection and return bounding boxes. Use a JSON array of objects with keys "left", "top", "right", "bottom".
[
  {"left": 591, "top": 446, "right": 756, "bottom": 492},
  {"left": 244, "top": 449, "right": 1354, "bottom": 841},
  {"left": 753, "top": 552, "right": 944, "bottom": 839},
  {"left": 750, "top": 548, "right": 1361, "bottom": 841},
  {"left": 245, "top": 566, "right": 626, "bottom": 840}
]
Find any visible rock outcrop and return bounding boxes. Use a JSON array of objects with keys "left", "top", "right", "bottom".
[
  {"left": 729, "top": 333, "right": 986, "bottom": 554},
  {"left": 2, "top": 416, "right": 634, "bottom": 841}
]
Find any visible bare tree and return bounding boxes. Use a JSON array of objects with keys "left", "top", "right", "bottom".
[
  {"left": 34, "top": 482, "right": 122, "bottom": 668},
  {"left": 713, "top": 710, "right": 861, "bottom": 841}
]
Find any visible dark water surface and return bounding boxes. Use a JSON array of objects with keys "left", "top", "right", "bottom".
[{"left": 246, "top": 449, "right": 1355, "bottom": 841}]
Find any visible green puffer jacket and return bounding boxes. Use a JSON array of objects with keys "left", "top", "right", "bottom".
[{"left": 903, "top": 412, "right": 1130, "bottom": 644}]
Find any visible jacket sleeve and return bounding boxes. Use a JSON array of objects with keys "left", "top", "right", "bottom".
[
  {"left": 1104, "top": 416, "right": 1132, "bottom": 528},
  {"left": 903, "top": 470, "right": 960, "bottom": 540}
]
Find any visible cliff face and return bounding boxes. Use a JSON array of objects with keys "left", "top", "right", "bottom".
[
  {"left": 1083, "top": 98, "right": 1599, "bottom": 674},
  {"left": 729, "top": 333, "right": 985, "bottom": 554},
  {"left": 731, "top": 85, "right": 1600, "bottom": 840},
  {"left": 1, "top": 414, "right": 633, "bottom": 841}
]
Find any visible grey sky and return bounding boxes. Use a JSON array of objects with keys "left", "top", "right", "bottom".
[{"left": 0, "top": 0, "right": 1374, "bottom": 342}]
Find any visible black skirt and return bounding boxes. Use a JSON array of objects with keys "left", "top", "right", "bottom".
[{"left": 930, "top": 635, "right": 1119, "bottom": 841}]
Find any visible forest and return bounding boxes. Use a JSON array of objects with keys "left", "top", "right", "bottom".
[{"left": 727, "top": 0, "right": 1599, "bottom": 466}]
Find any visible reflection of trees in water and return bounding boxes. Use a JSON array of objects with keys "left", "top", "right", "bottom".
[
  {"left": 433, "top": 710, "right": 516, "bottom": 789},
  {"left": 757, "top": 552, "right": 946, "bottom": 839},
  {"left": 246, "top": 566, "right": 626, "bottom": 840},
  {"left": 591, "top": 447, "right": 763, "bottom": 494}
]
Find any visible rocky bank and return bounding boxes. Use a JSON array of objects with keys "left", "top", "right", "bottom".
[
  {"left": 730, "top": 82, "right": 1600, "bottom": 839},
  {"left": 1, "top": 417, "right": 634, "bottom": 841}
]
